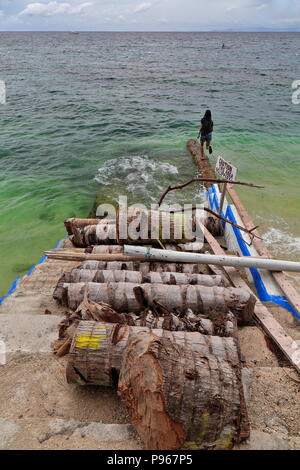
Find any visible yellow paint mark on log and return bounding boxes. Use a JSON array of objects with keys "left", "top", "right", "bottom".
[{"left": 75, "top": 332, "right": 106, "bottom": 350}]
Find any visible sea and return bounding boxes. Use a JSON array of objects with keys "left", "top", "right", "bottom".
[{"left": 0, "top": 31, "right": 300, "bottom": 296}]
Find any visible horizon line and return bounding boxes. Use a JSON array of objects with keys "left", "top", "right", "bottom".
[{"left": 0, "top": 29, "right": 300, "bottom": 33}]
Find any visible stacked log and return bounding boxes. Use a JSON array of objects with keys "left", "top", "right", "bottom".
[
  {"left": 55, "top": 269, "right": 229, "bottom": 287},
  {"left": 66, "top": 321, "right": 249, "bottom": 449},
  {"left": 54, "top": 221, "right": 251, "bottom": 448},
  {"left": 55, "top": 291, "right": 238, "bottom": 358},
  {"left": 86, "top": 245, "right": 124, "bottom": 254},
  {"left": 67, "top": 321, "right": 239, "bottom": 385},
  {"left": 55, "top": 281, "right": 254, "bottom": 325},
  {"left": 75, "top": 259, "right": 209, "bottom": 274},
  {"left": 90, "top": 242, "right": 209, "bottom": 253}
]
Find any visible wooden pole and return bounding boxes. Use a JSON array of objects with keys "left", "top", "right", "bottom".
[
  {"left": 197, "top": 220, "right": 300, "bottom": 374},
  {"left": 218, "top": 182, "right": 227, "bottom": 216},
  {"left": 227, "top": 184, "right": 300, "bottom": 317}
]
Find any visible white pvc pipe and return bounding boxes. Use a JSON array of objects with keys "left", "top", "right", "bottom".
[{"left": 124, "top": 245, "right": 300, "bottom": 273}]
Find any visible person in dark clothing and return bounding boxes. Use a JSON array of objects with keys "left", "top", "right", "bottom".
[{"left": 197, "top": 109, "right": 213, "bottom": 158}]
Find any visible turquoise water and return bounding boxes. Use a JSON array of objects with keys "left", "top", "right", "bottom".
[{"left": 0, "top": 32, "right": 300, "bottom": 295}]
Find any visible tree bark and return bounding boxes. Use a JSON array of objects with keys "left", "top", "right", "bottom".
[
  {"left": 66, "top": 321, "right": 239, "bottom": 385},
  {"left": 56, "top": 282, "right": 254, "bottom": 324},
  {"left": 75, "top": 260, "right": 209, "bottom": 275},
  {"left": 71, "top": 223, "right": 197, "bottom": 246},
  {"left": 58, "top": 295, "right": 237, "bottom": 359},
  {"left": 64, "top": 218, "right": 115, "bottom": 236},
  {"left": 118, "top": 330, "right": 249, "bottom": 449},
  {"left": 55, "top": 269, "right": 229, "bottom": 287},
  {"left": 66, "top": 321, "right": 249, "bottom": 449},
  {"left": 65, "top": 212, "right": 221, "bottom": 247},
  {"left": 90, "top": 242, "right": 210, "bottom": 253},
  {"left": 87, "top": 245, "right": 124, "bottom": 254}
]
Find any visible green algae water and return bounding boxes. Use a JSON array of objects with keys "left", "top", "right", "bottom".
[{"left": 0, "top": 31, "right": 300, "bottom": 295}]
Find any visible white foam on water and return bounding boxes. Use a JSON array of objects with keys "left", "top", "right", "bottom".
[
  {"left": 264, "top": 227, "right": 300, "bottom": 257},
  {"left": 94, "top": 155, "right": 179, "bottom": 202}
]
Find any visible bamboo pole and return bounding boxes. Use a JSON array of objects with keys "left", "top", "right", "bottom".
[{"left": 45, "top": 251, "right": 144, "bottom": 262}]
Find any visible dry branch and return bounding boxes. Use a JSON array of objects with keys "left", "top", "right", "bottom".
[{"left": 157, "top": 177, "right": 264, "bottom": 207}]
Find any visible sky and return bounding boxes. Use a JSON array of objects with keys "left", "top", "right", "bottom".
[{"left": 0, "top": 0, "right": 300, "bottom": 31}]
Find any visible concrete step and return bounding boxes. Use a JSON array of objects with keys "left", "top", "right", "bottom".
[
  {"left": 239, "top": 366, "right": 300, "bottom": 450},
  {"left": 0, "top": 418, "right": 140, "bottom": 450},
  {"left": 0, "top": 313, "right": 138, "bottom": 449},
  {"left": 0, "top": 352, "right": 132, "bottom": 434},
  {"left": 0, "top": 291, "right": 66, "bottom": 316},
  {"left": 0, "top": 313, "right": 60, "bottom": 354},
  {"left": 235, "top": 429, "right": 300, "bottom": 450},
  {"left": 0, "top": 257, "right": 79, "bottom": 316}
]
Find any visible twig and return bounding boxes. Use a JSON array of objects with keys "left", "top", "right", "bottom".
[
  {"left": 157, "top": 178, "right": 264, "bottom": 242},
  {"left": 158, "top": 177, "right": 264, "bottom": 207},
  {"left": 157, "top": 239, "right": 166, "bottom": 250},
  {"left": 204, "top": 207, "right": 263, "bottom": 241},
  {"left": 154, "top": 203, "right": 262, "bottom": 242}
]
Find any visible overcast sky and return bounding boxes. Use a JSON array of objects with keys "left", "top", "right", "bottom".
[{"left": 0, "top": 0, "right": 300, "bottom": 31}]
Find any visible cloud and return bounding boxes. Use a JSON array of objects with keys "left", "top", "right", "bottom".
[
  {"left": 133, "top": 2, "right": 152, "bottom": 14},
  {"left": 225, "top": 0, "right": 270, "bottom": 12},
  {"left": 1, "top": 0, "right": 299, "bottom": 31},
  {"left": 19, "top": 1, "right": 93, "bottom": 17}
]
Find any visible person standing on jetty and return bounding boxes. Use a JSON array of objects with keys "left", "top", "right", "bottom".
[{"left": 197, "top": 109, "right": 213, "bottom": 158}]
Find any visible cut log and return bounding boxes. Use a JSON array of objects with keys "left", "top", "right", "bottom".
[
  {"left": 70, "top": 223, "right": 197, "bottom": 246},
  {"left": 119, "top": 330, "right": 249, "bottom": 450},
  {"left": 55, "top": 269, "right": 229, "bottom": 287},
  {"left": 91, "top": 242, "right": 210, "bottom": 253},
  {"left": 66, "top": 321, "right": 240, "bottom": 384},
  {"left": 65, "top": 209, "right": 221, "bottom": 247},
  {"left": 66, "top": 321, "right": 249, "bottom": 449},
  {"left": 187, "top": 139, "right": 216, "bottom": 184},
  {"left": 58, "top": 294, "right": 237, "bottom": 360},
  {"left": 75, "top": 260, "right": 208, "bottom": 274},
  {"left": 64, "top": 217, "right": 115, "bottom": 235},
  {"left": 56, "top": 282, "right": 255, "bottom": 324},
  {"left": 88, "top": 245, "right": 124, "bottom": 254}
]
